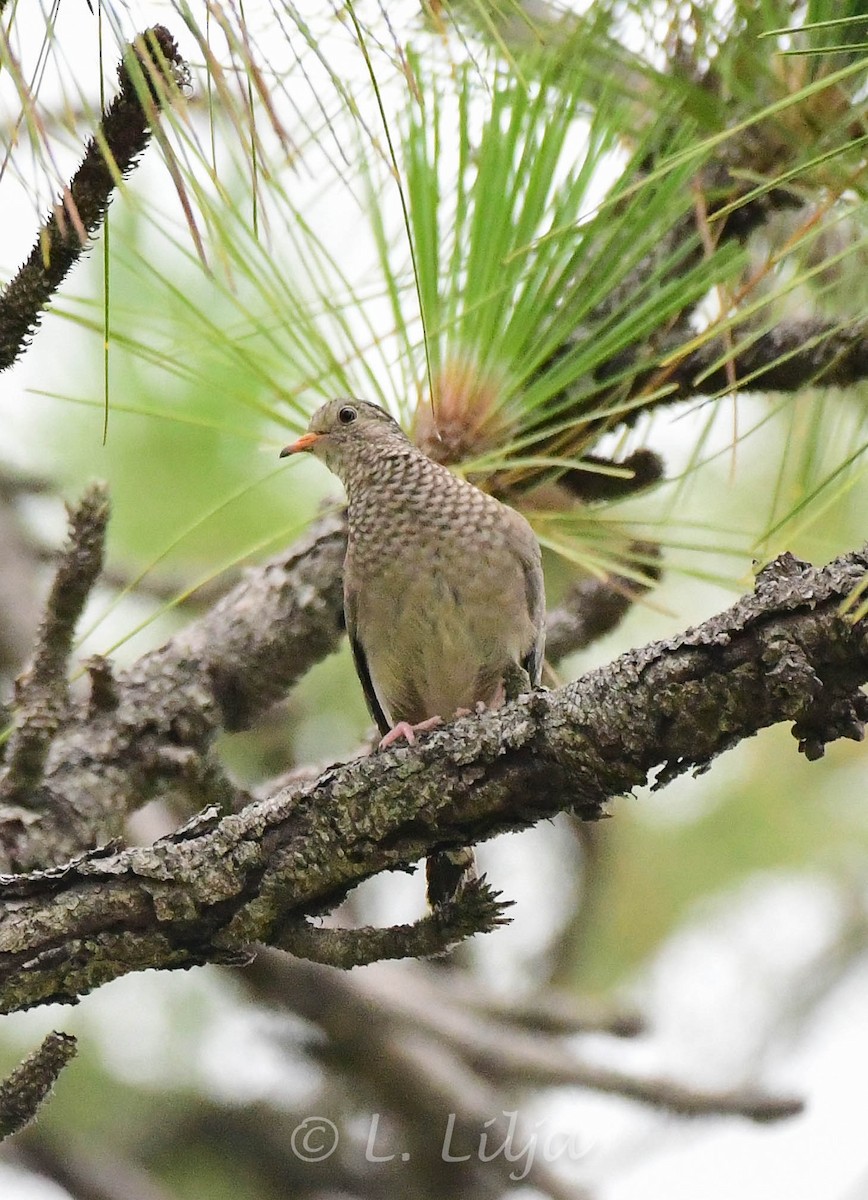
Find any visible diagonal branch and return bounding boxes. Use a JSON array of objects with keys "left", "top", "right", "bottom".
[
  {"left": 551, "top": 313, "right": 868, "bottom": 441},
  {"left": 0, "top": 545, "right": 866, "bottom": 1013},
  {"left": 0, "top": 26, "right": 188, "bottom": 371}
]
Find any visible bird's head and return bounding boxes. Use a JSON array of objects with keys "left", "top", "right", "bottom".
[{"left": 279, "top": 400, "right": 409, "bottom": 477}]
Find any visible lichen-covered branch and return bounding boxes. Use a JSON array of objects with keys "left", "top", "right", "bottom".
[
  {"left": 0, "top": 26, "right": 188, "bottom": 371},
  {"left": 0, "top": 546, "right": 865, "bottom": 1012}
]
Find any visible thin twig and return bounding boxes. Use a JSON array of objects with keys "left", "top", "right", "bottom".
[
  {"left": 275, "top": 879, "right": 513, "bottom": 966},
  {"left": 0, "top": 26, "right": 188, "bottom": 370},
  {"left": 0, "top": 1032, "right": 77, "bottom": 1141},
  {"left": 0, "top": 483, "right": 109, "bottom": 808}
]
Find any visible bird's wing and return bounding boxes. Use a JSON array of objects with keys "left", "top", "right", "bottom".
[
  {"left": 344, "top": 581, "right": 391, "bottom": 736},
  {"left": 521, "top": 560, "right": 546, "bottom": 688},
  {"left": 508, "top": 510, "right": 546, "bottom": 688}
]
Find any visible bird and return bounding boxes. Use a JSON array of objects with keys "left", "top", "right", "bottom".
[{"left": 280, "top": 399, "right": 545, "bottom": 909}]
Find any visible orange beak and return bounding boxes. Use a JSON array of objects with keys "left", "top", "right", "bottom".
[{"left": 279, "top": 431, "right": 321, "bottom": 457}]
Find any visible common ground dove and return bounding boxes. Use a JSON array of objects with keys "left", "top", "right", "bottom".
[{"left": 281, "top": 399, "right": 545, "bottom": 908}]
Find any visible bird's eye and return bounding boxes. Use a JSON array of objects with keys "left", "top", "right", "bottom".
[{"left": 338, "top": 405, "right": 357, "bottom": 425}]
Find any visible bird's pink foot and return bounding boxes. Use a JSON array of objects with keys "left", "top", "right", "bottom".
[{"left": 379, "top": 715, "right": 443, "bottom": 749}]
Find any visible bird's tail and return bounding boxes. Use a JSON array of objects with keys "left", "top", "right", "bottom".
[{"left": 426, "top": 846, "right": 478, "bottom": 910}]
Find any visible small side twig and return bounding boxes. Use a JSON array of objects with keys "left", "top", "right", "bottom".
[
  {"left": 559, "top": 448, "right": 664, "bottom": 502},
  {"left": 0, "top": 483, "right": 109, "bottom": 808},
  {"left": 0, "top": 1032, "right": 77, "bottom": 1141},
  {"left": 12, "top": 1131, "right": 175, "bottom": 1200},
  {"left": 276, "top": 878, "right": 513, "bottom": 967}
]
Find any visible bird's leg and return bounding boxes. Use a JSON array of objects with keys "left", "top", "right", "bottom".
[{"left": 378, "top": 715, "right": 443, "bottom": 750}]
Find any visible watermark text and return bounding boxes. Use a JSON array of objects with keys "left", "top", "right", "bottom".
[{"left": 290, "top": 1110, "right": 592, "bottom": 1181}]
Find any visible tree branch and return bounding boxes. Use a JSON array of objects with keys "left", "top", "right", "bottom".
[
  {"left": 0, "top": 511, "right": 347, "bottom": 873},
  {"left": 0, "top": 26, "right": 188, "bottom": 371},
  {"left": 251, "top": 953, "right": 801, "bottom": 1144},
  {"left": 12, "top": 1130, "right": 174, "bottom": 1200},
  {"left": 0, "top": 483, "right": 109, "bottom": 808},
  {"left": 1, "top": 546, "right": 865, "bottom": 1012},
  {"left": 0, "top": 1032, "right": 77, "bottom": 1141},
  {"left": 660, "top": 316, "right": 868, "bottom": 400}
]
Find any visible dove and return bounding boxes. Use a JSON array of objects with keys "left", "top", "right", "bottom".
[{"left": 281, "top": 399, "right": 545, "bottom": 907}]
